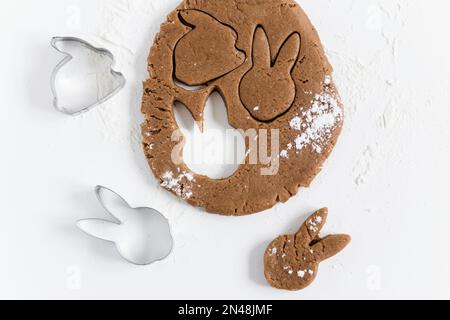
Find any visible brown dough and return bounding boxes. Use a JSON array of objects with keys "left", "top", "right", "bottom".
[
  {"left": 264, "top": 208, "right": 351, "bottom": 291},
  {"left": 175, "top": 10, "right": 246, "bottom": 86},
  {"left": 142, "top": 0, "right": 344, "bottom": 216}
]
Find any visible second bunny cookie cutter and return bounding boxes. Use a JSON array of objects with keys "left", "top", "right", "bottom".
[
  {"left": 51, "top": 37, "right": 126, "bottom": 116},
  {"left": 78, "top": 186, "right": 173, "bottom": 265}
]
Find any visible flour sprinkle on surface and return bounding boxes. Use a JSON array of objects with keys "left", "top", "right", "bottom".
[
  {"left": 161, "top": 170, "right": 195, "bottom": 199},
  {"left": 280, "top": 76, "right": 343, "bottom": 158}
]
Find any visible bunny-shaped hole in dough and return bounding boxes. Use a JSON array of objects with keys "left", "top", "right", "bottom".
[
  {"left": 173, "top": 91, "right": 246, "bottom": 180},
  {"left": 239, "top": 26, "right": 301, "bottom": 122}
]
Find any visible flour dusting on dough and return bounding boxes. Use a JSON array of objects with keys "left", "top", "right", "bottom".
[
  {"left": 280, "top": 76, "right": 343, "bottom": 157},
  {"left": 269, "top": 247, "right": 277, "bottom": 256},
  {"left": 161, "top": 171, "right": 195, "bottom": 199}
]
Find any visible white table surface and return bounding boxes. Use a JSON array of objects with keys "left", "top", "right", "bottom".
[{"left": 1, "top": 0, "right": 449, "bottom": 299}]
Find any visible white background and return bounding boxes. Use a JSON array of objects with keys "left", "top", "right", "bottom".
[{"left": 1, "top": 0, "right": 449, "bottom": 299}]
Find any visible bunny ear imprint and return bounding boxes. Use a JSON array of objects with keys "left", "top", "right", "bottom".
[
  {"left": 275, "top": 32, "right": 301, "bottom": 70},
  {"left": 252, "top": 27, "right": 271, "bottom": 68}
]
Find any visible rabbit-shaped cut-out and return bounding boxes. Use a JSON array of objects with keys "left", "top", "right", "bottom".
[
  {"left": 264, "top": 208, "right": 350, "bottom": 290},
  {"left": 173, "top": 92, "right": 246, "bottom": 179},
  {"left": 174, "top": 10, "right": 246, "bottom": 86},
  {"left": 77, "top": 186, "right": 173, "bottom": 265},
  {"left": 239, "top": 27, "right": 301, "bottom": 122}
]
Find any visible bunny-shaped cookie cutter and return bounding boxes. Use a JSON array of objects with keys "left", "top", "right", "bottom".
[
  {"left": 77, "top": 186, "right": 173, "bottom": 265},
  {"left": 51, "top": 37, "right": 126, "bottom": 116}
]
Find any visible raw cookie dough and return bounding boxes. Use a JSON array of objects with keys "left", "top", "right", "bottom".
[
  {"left": 142, "top": 0, "right": 343, "bottom": 215},
  {"left": 264, "top": 208, "right": 351, "bottom": 291}
]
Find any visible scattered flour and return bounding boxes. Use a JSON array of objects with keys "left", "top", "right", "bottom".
[
  {"left": 297, "top": 269, "right": 314, "bottom": 278},
  {"left": 280, "top": 76, "right": 343, "bottom": 158},
  {"left": 161, "top": 170, "right": 195, "bottom": 199},
  {"left": 308, "top": 220, "right": 319, "bottom": 233},
  {"left": 280, "top": 143, "right": 293, "bottom": 159},
  {"left": 269, "top": 247, "right": 277, "bottom": 256},
  {"left": 353, "top": 144, "right": 379, "bottom": 186},
  {"left": 308, "top": 215, "right": 323, "bottom": 233}
]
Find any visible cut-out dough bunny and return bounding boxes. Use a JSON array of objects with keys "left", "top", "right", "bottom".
[
  {"left": 240, "top": 27, "right": 300, "bottom": 122},
  {"left": 264, "top": 208, "right": 350, "bottom": 290},
  {"left": 174, "top": 10, "right": 246, "bottom": 86},
  {"left": 77, "top": 186, "right": 173, "bottom": 265}
]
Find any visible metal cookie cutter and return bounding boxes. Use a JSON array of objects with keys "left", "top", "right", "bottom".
[
  {"left": 51, "top": 37, "right": 126, "bottom": 116},
  {"left": 77, "top": 186, "right": 173, "bottom": 265}
]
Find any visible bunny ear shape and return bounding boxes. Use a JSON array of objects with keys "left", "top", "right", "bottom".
[
  {"left": 274, "top": 32, "right": 300, "bottom": 72},
  {"left": 252, "top": 27, "right": 271, "bottom": 69},
  {"left": 95, "top": 186, "right": 133, "bottom": 223},
  {"left": 179, "top": 10, "right": 211, "bottom": 29},
  {"left": 296, "top": 208, "right": 329, "bottom": 245},
  {"left": 311, "top": 234, "right": 351, "bottom": 262},
  {"left": 77, "top": 219, "right": 119, "bottom": 242}
]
